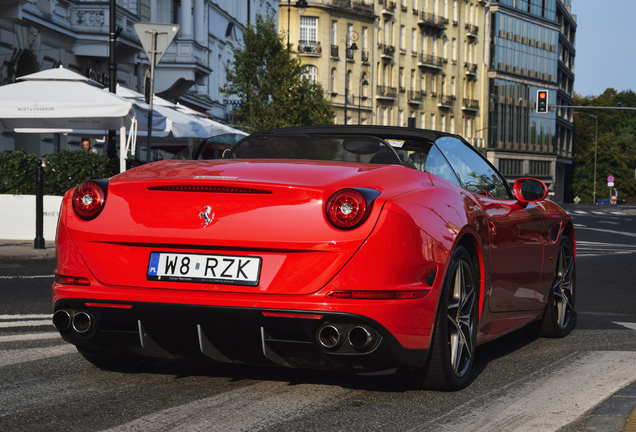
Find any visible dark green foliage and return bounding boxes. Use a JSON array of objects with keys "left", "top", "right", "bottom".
[
  {"left": 0, "top": 149, "right": 110, "bottom": 196},
  {"left": 573, "top": 89, "right": 636, "bottom": 204},
  {"left": 221, "top": 15, "right": 334, "bottom": 132}
]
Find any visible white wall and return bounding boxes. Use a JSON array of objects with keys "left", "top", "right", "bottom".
[{"left": 0, "top": 195, "right": 63, "bottom": 240}]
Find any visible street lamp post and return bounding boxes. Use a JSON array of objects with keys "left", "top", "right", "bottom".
[
  {"left": 574, "top": 111, "right": 598, "bottom": 204},
  {"left": 358, "top": 78, "right": 368, "bottom": 125},
  {"left": 287, "top": 0, "right": 308, "bottom": 48}
]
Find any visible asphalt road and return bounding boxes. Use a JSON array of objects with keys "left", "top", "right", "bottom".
[{"left": 1, "top": 204, "right": 635, "bottom": 431}]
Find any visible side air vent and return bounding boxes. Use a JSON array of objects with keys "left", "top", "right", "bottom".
[{"left": 148, "top": 185, "right": 272, "bottom": 194}]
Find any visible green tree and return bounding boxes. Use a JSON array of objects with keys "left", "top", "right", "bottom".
[
  {"left": 573, "top": 89, "right": 636, "bottom": 204},
  {"left": 221, "top": 15, "right": 334, "bottom": 132}
]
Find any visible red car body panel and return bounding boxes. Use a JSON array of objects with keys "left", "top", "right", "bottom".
[{"left": 52, "top": 126, "right": 575, "bottom": 376}]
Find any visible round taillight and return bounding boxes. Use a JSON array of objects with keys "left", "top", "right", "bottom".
[
  {"left": 72, "top": 181, "right": 106, "bottom": 220},
  {"left": 326, "top": 189, "right": 367, "bottom": 229}
]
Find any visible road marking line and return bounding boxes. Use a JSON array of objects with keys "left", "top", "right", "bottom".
[
  {"left": 0, "top": 314, "right": 52, "bottom": 320},
  {"left": 0, "top": 275, "right": 54, "bottom": 279},
  {"left": 102, "top": 381, "right": 350, "bottom": 432},
  {"left": 0, "top": 320, "right": 53, "bottom": 329},
  {"left": 614, "top": 322, "right": 636, "bottom": 331},
  {"left": 0, "top": 332, "right": 61, "bottom": 343},
  {"left": 0, "top": 345, "right": 76, "bottom": 368},
  {"left": 410, "top": 351, "right": 636, "bottom": 432}
]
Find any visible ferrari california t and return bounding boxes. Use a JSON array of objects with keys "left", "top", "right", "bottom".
[{"left": 52, "top": 126, "right": 575, "bottom": 390}]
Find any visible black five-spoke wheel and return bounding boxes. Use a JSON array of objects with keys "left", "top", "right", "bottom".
[
  {"left": 541, "top": 235, "right": 576, "bottom": 337},
  {"left": 424, "top": 246, "right": 477, "bottom": 391}
]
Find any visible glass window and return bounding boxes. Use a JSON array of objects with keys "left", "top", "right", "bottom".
[
  {"left": 300, "top": 17, "right": 318, "bottom": 42},
  {"left": 424, "top": 145, "right": 461, "bottom": 186},
  {"left": 436, "top": 137, "right": 511, "bottom": 198}
]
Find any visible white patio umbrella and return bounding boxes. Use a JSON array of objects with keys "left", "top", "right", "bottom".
[
  {"left": 115, "top": 85, "right": 243, "bottom": 138},
  {"left": 0, "top": 66, "right": 166, "bottom": 172}
]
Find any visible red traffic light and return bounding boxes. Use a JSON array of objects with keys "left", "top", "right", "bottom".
[{"left": 536, "top": 89, "right": 548, "bottom": 113}]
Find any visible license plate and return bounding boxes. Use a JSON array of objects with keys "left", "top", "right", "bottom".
[{"left": 146, "top": 252, "right": 261, "bottom": 286}]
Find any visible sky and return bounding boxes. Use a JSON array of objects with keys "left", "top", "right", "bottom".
[{"left": 573, "top": 0, "right": 636, "bottom": 97}]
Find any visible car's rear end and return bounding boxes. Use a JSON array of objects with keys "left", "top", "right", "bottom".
[{"left": 53, "top": 153, "right": 446, "bottom": 372}]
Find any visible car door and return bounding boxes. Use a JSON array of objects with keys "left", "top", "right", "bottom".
[{"left": 434, "top": 137, "right": 546, "bottom": 312}]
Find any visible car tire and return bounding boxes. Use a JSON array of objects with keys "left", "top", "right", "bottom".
[
  {"left": 540, "top": 235, "right": 576, "bottom": 338},
  {"left": 423, "top": 246, "right": 478, "bottom": 391},
  {"left": 77, "top": 347, "right": 157, "bottom": 370}
]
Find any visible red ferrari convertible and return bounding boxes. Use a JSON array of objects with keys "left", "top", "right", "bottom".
[{"left": 53, "top": 126, "right": 575, "bottom": 390}]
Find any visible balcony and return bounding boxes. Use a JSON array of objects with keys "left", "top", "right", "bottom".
[
  {"left": 378, "top": 43, "right": 396, "bottom": 59},
  {"left": 361, "top": 49, "right": 369, "bottom": 63},
  {"left": 376, "top": 85, "right": 397, "bottom": 100},
  {"left": 462, "top": 98, "right": 480, "bottom": 112},
  {"left": 418, "top": 53, "right": 444, "bottom": 69},
  {"left": 438, "top": 95, "right": 455, "bottom": 108},
  {"left": 418, "top": 12, "right": 446, "bottom": 33},
  {"left": 465, "top": 23, "right": 479, "bottom": 38},
  {"left": 382, "top": 1, "right": 397, "bottom": 15},
  {"left": 408, "top": 90, "right": 423, "bottom": 104},
  {"left": 331, "top": 45, "right": 339, "bottom": 59},
  {"left": 298, "top": 40, "right": 321, "bottom": 56},
  {"left": 465, "top": 62, "right": 478, "bottom": 77}
]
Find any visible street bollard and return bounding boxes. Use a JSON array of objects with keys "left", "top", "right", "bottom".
[{"left": 34, "top": 159, "right": 45, "bottom": 249}]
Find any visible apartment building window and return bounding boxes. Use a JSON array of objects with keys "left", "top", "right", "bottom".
[
  {"left": 398, "top": 110, "right": 404, "bottom": 127},
  {"left": 499, "top": 159, "right": 523, "bottom": 176},
  {"left": 399, "top": 67, "right": 405, "bottom": 91},
  {"left": 362, "top": 27, "right": 368, "bottom": 50},
  {"left": 452, "top": 38, "right": 457, "bottom": 63},
  {"left": 331, "top": 20, "right": 337, "bottom": 46},
  {"left": 411, "top": 28, "right": 417, "bottom": 54},
  {"left": 432, "top": 34, "right": 437, "bottom": 57},
  {"left": 443, "top": 36, "right": 448, "bottom": 60},
  {"left": 300, "top": 17, "right": 318, "bottom": 45},
  {"left": 450, "top": 116, "right": 455, "bottom": 133},
  {"left": 382, "top": 107, "right": 388, "bottom": 126},
  {"left": 400, "top": 25, "right": 406, "bottom": 52},
  {"left": 420, "top": 112, "right": 426, "bottom": 129},
  {"left": 421, "top": 72, "right": 426, "bottom": 93},
  {"left": 410, "top": 69, "right": 416, "bottom": 90},
  {"left": 441, "top": 115, "right": 446, "bottom": 132},
  {"left": 330, "top": 68, "right": 337, "bottom": 93},
  {"left": 347, "top": 23, "right": 354, "bottom": 47},
  {"left": 443, "top": 0, "right": 448, "bottom": 18},
  {"left": 303, "top": 65, "right": 318, "bottom": 83},
  {"left": 451, "top": 76, "right": 456, "bottom": 97},
  {"left": 433, "top": 0, "right": 438, "bottom": 15},
  {"left": 430, "top": 113, "right": 436, "bottom": 129},
  {"left": 453, "top": 0, "right": 458, "bottom": 23}
]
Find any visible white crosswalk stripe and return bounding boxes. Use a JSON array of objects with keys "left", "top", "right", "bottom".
[{"left": 410, "top": 351, "right": 636, "bottom": 432}]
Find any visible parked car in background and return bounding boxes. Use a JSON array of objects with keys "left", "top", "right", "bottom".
[
  {"left": 53, "top": 125, "right": 575, "bottom": 390},
  {"left": 172, "top": 133, "right": 247, "bottom": 160}
]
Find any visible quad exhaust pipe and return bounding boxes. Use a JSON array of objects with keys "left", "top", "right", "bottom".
[
  {"left": 53, "top": 309, "right": 94, "bottom": 334},
  {"left": 317, "top": 323, "right": 376, "bottom": 352}
]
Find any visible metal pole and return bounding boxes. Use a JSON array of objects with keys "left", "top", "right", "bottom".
[
  {"left": 34, "top": 159, "right": 45, "bottom": 249},
  {"left": 593, "top": 115, "right": 598, "bottom": 204},
  {"left": 287, "top": 0, "right": 291, "bottom": 48},
  {"left": 107, "top": 0, "right": 118, "bottom": 168},
  {"left": 344, "top": 75, "right": 348, "bottom": 125},
  {"left": 146, "top": 31, "right": 157, "bottom": 164}
]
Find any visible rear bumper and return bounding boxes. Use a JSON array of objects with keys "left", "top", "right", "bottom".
[{"left": 53, "top": 299, "right": 429, "bottom": 371}]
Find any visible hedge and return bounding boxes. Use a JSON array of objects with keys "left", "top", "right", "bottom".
[{"left": 0, "top": 150, "right": 112, "bottom": 196}]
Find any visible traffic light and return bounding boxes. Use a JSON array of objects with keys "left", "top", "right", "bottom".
[{"left": 536, "top": 90, "right": 548, "bottom": 113}]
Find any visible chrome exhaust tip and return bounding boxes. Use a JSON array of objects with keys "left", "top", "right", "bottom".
[
  {"left": 317, "top": 324, "right": 343, "bottom": 350},
  {"left": 53, "top": 309, "right": 72, "bottom": 332},
  {"left": 72, "top": 311, "right": 93, "bottom": 334},
  {"left": 348, "top": 325, "right": 375, "bottom": 351}
]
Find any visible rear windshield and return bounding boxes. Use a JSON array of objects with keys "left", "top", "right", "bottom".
[{"left": 230, "top": 134, "right": 403, "bottom": 165}]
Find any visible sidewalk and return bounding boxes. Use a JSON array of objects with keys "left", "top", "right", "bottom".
[{"left": 0, "top": 239, "right": 56, "bottom": 260}]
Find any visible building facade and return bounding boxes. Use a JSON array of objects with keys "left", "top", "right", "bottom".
[
  {"left": 482, "top": 0, "right": 575, "bottom": 202},
  {"left": 282, "top": 0, "right": 487, "bottom": 143},
  {"left": 0, "top": 0, "right": 276, "bottom": 156}
]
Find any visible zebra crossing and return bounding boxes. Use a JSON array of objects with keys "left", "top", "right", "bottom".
[{"left": 1, "top": 313, "right": 635, "bottom": 431}]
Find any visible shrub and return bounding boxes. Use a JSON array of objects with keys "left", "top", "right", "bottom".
[{"left": 0, "top": 150, "right": 110, "bottom": 196}]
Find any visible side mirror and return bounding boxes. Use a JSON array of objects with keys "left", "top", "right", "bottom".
[{"left": 512, "top": 177, "right": 548, "bottom": 203}]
